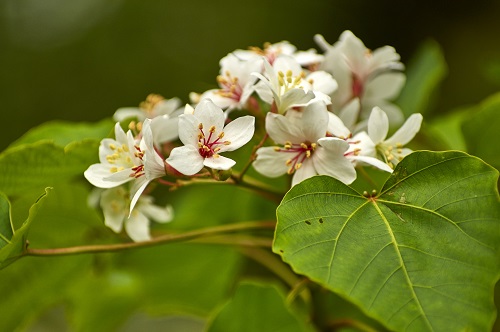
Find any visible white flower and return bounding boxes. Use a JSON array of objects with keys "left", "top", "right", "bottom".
[
  {"left": 253, "top": 56, "right": 320, "bottom": 114},
  {"left": 84, "top": 119, "right": 166, "bottom": 214},
  {"left": 315, "top": 31, "right": 405, "bottom": 128},
  {"left": 166, "top": 99, "right": 255, "bottom": 175},
  {"left": 367, "top": 107, "right": 423, "bottom": 167},
  {"left": 94, "top": 186, "right": 173, "bottom": 242},
  {"left": 113, "top": 94, "right": 182, "bottom": 146},
  {"left": 197, "top": 54, "right": 262, "bottom": 111},
  {"left": 233, "top": 41, "right": 322, "bottom": 66},
  {"left": 253, "top": 101, "right": 357, "bottom": 186},
  {"left": 327, "top": 111, "right": 393, "bottom": 173}
]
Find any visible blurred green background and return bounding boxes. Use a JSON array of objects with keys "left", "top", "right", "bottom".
[{"left": 1, "top": 0, "right": 500, "bottom": 151}]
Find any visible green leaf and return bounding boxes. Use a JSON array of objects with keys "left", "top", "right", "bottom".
[
  {"left": 0, "top": 193, "right": 13, "bottom": 248},
  {"left": 462, "top": 92, "right": 500, "bottom": 170},
  {"left": 8, "top": 118, "right": 114, "bottom": 148},
  {"left": 0, "top": 140, "right": 98, "bottom": 196},
  {"left": 0, "top": 255, "right": 92, "bottom": 331},
  {"left": 0, "top": 188, "right": 50, "bottom": 269},
  {"left": 206, "top": 281, "right": 312, "bottom": 332},
  {"left": 274, "top": 151, "right": 500, "bottom": 331},
  {"left": 425, "top": 108, "right": 469, "bottom": 151},
  {"left": 116, "top": 244, "right": 242, "bottom": 317},
  {"left": 396, "top": 40, "right": 447, "bottom": 117}
]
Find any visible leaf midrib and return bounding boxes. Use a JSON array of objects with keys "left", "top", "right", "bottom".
[{"left": 371, "top": 200, "right": 434, "bottom": 332}]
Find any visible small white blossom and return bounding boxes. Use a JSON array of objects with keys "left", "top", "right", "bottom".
[
  {"left": 315, "top": 31, "right": 405, "bottom": 129},
  {"left": 366, "top": 107, "right": 423, "bottom": 167},
  {"left": 113, "top": 94, "right": 182, "bottom": 146},
  {"left": 166, "top": 99, "right": 255, "bottom": 175},
  {"left": 253, "top": 101, "right": 357, "bottom": 186},
  {"left": 92, "top": 186, "right": 173, "bottom": 242},
  {"left": 197, "top": 54, "right": 262, "bottom": 112},
  {"left": 327, "top": 111, "right": 393, "bottom": 173},
  {"left": 84, "top": 119, "right": 166, "bottom": 214},
  {"left": 253, "top": 56, "right": 336, "bottom": 114}
]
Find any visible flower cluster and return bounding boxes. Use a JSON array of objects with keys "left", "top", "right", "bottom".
[{"left": 84, "top": 30, "right": 422, "bottom": 241}]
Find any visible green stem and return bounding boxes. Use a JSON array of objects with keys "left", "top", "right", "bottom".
[{"left": 25, "top": 220, "right": 276, "bottom": 257}]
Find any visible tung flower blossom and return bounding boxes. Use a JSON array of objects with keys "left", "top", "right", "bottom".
[
  {"left": 84, "top": 119, "right": 166, "bottom": 213},
  {"left": 366, "top": 107, "right": 423, "bottom": 167},
  {"left": 196, "top": 54, "right": 262, "bottom": 112},
  {"left": 253, "top": 101, "right": 357, "bottom": 186},
  {"left": 253, "top": 56, "right": 336, "bottom": 114},
  {"left": 315, "top": 30, "right": 405, "bottom": 129},
  {"left": 113, "top": 94, "right": 182, "bottom": 146},
  {"left": 166, "top": 99, "right": 255, "bottom": 175},
  {"left": 92, "top": 186, "right": 173, "bottom": 242}
]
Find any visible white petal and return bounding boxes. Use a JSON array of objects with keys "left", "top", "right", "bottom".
[
  {"left": 166, "top": 145, "right": 205, "bottom": 176},
  {"left": 113, "top": 108, "right": 144, "bottom": 122},
  {"left": 125, "top": 211, "right": 151, "bottom": 242},
  {"left": 84, "top": 164, "right": 130, "bottom": 188},
  {"left": 272, "top": 55, "right": 303, "bottom": 77},
  {"left": 351, "top": 131, "right": 376, "bottom": 157},
  {"left": 385, "top": 113, "right": 423, "bottom": 146},
  {"left": 307, "top": 71, "right": 338, "bottom": 95},
  {"left": 279, "top": 89, "right": 315, "bottom": 114},
  {"left": 364, "top": 72, "right": 405, "bottom": 100},
  {"left": 129, "top": 177, "right": 149, "bottom": 216},
  {"left": 203, "top": 155, "right": 236, "bottom": 170},
  {"left": 177, "top": 114, "right": 199, "bottom": 147},
  {"left": 100, "top": 188, "right": 127, "bottom": 233},
  {"left": 293, "top": 49, "right": 324, "bottom": 66},
  {"left": 314, "top": 138, "right": 356, "bottom": 184},
  {"left": 291, "top": 159, "right": 317, "bottom": 186},
  {"left": 338, "top": 98, "right": 361, "bottom": 131},
  {"left": 104, "top": 168, "right": 134, "bottom": 183},
  {"left": 349, "top": 155, "right": 393, "bottom": 173},
  {"left": 145, "top": 149, "right": 166, "bottom": 180},
  {"left": 253, "top": 146, "right": 290, "bottom": 177},
  {"left": 139, "top": 201, "right": 174, "bottom": 223},
  {"left": 314, "top": 34, "right": 332, "bottom": 52},
  {"left": 367, "top": 107, "right": 389, "bottom": 144},
  {"left": 253, "top": 79, "right": 274, "bottom": 105},
  {"left": 154, "top": 97, "right": 182, "bottom": 117},
  {"left": 265, "top": 113, "right": 302, "bottom": 145},
  {"left": 199, "top": 89, "right": 235, "bottom": 109},
  {"left": 195, "top": 99, "right": 226, "bottom": 133},
  {"left": 299, "top": 101, "right": 329, "bottom": 141},
  {"left": 219, "top": 116, "right": 255, "bottom": 152},
  {"left": 151, "top": 115, "right": 179, "bottom": 145},
  {"left": 114, "top": 122, "right": 128, "bottom": 145},
  {"left": 327, "top": 112, "right": 351, "bottom": 138}
]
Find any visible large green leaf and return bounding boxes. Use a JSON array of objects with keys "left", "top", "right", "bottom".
[
  {"left": 8, "top": 118, "right": 114, "bottom": 148},
  {"left": 206, "top": 281, "right": 312, "bottom": 332},
  {"left": 0, "top": 140, "right": 98, "bottom": 196},
  {"left": 396, "top": 40, "right": 447, "bottom": 117},
  {"left": 274, "top": 151, "right": 500, "bottom": 331},
  {"left": 0, "top": 188, "right": 50, "bottom": 269}
]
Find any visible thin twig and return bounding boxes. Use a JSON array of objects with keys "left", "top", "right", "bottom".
[{"left": 25, "top": 220, "right": 276, "bottom": 257}]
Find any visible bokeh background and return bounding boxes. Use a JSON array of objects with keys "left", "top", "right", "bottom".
[
  {"left": 1, "top": 0, "right": 500, "bottom": 151},
  {"left": 1, "top": 1, "right": 500, "bottom": 331}
]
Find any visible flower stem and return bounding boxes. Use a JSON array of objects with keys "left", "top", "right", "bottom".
[{"left": 25, "top": 220, "right": 276, "bottom": 257}]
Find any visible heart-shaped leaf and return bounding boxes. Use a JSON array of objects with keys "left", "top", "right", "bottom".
[{"left": 274, "top": 151, "right": 500, "bottom": 331}]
